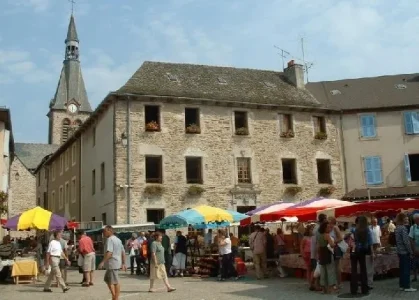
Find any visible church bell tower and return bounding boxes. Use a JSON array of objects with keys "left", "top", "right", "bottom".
[{"left": 48, "top": 14, "right": 92, "bottom": 145}]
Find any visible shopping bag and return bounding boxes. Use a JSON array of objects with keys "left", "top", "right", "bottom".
[
  {"left": 313, "top": 263, "right": 321, "bottom": 278},
  {"left": 130, "top": 247, "right": 135, "bottom": 257},
  {"left": 337, "top": 240, "right": 349, "bottom": 254},
  {"left": 172, "top": 254, "right": 179, "bottom": 269},
  {"left": 77, "top": 255, "right": 84, "bottom": 267}
]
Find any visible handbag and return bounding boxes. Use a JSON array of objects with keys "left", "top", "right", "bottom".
[{"left": 318, "top": 246, "right": 332, "bottom": 265}]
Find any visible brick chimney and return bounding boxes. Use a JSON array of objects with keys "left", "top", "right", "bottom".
[{"left": 284, "top": 60, "right": 305, "bottom": 89}]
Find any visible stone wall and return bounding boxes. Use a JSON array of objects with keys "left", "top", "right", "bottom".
[
  {"left": 9, "top": 158, "right": 36, "bottom": 217},
  {"left": 49, "top": 110, "right": 90, "bottom": 145},
  {"left": 114, "top": 98, "right": 345, "bottom": 224}
]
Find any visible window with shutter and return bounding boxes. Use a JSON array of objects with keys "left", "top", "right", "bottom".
[
  {"left": 364, "top": 156, "right": 383, "bottom": 185},
  {"left": 404, "top": 111, "right": 419, "bottom": 134},
  {"left": 360, "top": 115, "right": 376, "bottom": 138}
]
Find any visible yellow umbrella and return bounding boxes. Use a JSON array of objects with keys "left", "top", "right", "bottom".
[{"left": 5, "top": 206, "right": 67, "bottom": 231}]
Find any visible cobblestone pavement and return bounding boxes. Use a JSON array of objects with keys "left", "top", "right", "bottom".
[{"left": 1, "top": 269, "right": 418, "bottom": 300}]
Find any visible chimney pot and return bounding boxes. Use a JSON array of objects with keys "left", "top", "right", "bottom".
[{"left": 287, "top": 60, "right": 295, "bottom": 68}]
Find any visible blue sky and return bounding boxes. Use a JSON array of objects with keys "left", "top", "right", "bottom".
[{"left": 1, "top": 0, "right": 418, "bottom": 143}]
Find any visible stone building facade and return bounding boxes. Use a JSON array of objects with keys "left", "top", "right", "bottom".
[
  {"left": 36, "top": 60, "right": 344, "bottom": 225},
  {"left": 9, "top": 158, "right": 36, "bottom": 217}
]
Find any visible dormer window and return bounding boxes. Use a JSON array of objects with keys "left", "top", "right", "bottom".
[
  {"left": 166, "top": 73, "right": 178, "bottom": 82},
  {"left": 217, "top": 77, "right": 227, "bottom": 84}
]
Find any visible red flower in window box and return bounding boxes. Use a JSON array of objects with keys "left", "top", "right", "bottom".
[{"left": 146, "top": 121, "right": 160, "bottom": 132}]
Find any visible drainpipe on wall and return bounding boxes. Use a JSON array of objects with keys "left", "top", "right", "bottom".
[
  {"left": 339, "top": 111, "right": 349, "bottom": 195},
  {"left": 79, "top": 139, "right": 83, "bottom": 222},
  {"left": 126, "top": 97, "right": 131, "bottom": 224}
]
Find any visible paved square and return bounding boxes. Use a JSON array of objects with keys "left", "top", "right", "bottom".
[{"left": 1, "top": 269, "right": 417, "bottom": 299}]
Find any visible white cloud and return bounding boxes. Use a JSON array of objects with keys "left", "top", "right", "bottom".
[
  {"left": 0, "top": 50, "right": 30, "bottom": 64},
  {"left": 7, "top": 61, "right": 35, "bottom": 74}
]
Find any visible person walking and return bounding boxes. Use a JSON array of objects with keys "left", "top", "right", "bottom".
[
  {"left": 78, "top": 230, "right": 96, "bottom": 286},
  {"left": 43, "top": 231, "right": 70, "bottom": 293},
  {"left": 349, "top": 216, "right": 372, "bottom": 296},
  {"left": 249, "top": 226, "right": 267, "bottom": 280},
  {"left": 98, "top": 225, "right": 126, "bottom": 300},
  {"left": 368, "top": 217, "right": 381, "bottom": 289},
  {"left": 409, "top": 214, "right": 419, "bottom": 282},
  {"left": 395, "top": 213, "right": 416, "bottom": 292},
  {"left": 229, "top": 232, "right": 239, "bottom": 257},
  {"left": 149, "top": 232, "right": 176, "bottom": 293}
]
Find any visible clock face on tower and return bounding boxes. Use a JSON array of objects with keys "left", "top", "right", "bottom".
[{"left": 68, "top": 104, "right": 78, "bottom": 113}]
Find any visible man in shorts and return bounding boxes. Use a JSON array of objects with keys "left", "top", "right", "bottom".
[
  {"left": 98, "top": 225, "right": 126, "bottom": 300},
  {"left": 78, "top": 230, "right": 96, "bottom": 286}
]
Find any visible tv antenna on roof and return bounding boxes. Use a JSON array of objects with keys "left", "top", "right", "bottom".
[
  {"left": 300, "top": 37, "right": 314, "bottom": 82},
  {"left": 274, "top": 45, "right": 290, "bottom": 71}
]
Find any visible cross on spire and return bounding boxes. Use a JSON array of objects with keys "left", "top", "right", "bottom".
[{"left": 68, "top": 0, "right": 76, "bottom": 14}]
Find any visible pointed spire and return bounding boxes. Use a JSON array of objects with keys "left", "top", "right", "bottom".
[{"left": 66, "top": 14, "right": 79, "bottom": 43}]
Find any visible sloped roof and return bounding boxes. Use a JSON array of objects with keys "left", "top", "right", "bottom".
[
  {"left": 14, "top": 143, "right": 60, "bottom": 171},
  {"left": 306, "top": 73, "right": 419, "bottom": 110},
  {"left": 117, "top": 61, "right": 323, "bottom": 108},
  {"left": 50, "top": 60, "right": 92, "bottom": 112},
  {"left": 66, "top": 14, "right": 78, "bottom": 42}
]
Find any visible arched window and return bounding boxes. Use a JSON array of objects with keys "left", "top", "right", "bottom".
[{"left": 62, "top": 118, "right": 70, "bottom": 144}]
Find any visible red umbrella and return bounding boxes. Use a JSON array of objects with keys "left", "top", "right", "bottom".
[
  {"left": 67, "top": 221, "right": 79, "bottom": 230},
  {"left": 0, "top": 218, "right": 6, "bottom": 226}
]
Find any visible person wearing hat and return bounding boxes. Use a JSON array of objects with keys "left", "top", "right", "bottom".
[{"left": 126, "top": 233, "right": 140, "bottom": 275}]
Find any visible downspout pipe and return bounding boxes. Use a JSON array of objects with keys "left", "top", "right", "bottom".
[
  {"left": 339, "top": 111, "right": 349, "bottom": 196},
  {"left": 126, "top": 97, "right": 131, "bottom": 223}
]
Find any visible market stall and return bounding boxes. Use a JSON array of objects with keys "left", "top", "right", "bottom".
[
  {"left": 85, "top": 223, "right": 156, "bottom": 269},
  {"left": 159, "top": 205, "right": 247, "bottom": 278},
  {"left": 2, "top": 206, "right": 67, "bottom": 284}
]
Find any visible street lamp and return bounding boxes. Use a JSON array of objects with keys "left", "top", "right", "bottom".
[{"left": 121, "top": 132, "right": 128, "bottom": 147}]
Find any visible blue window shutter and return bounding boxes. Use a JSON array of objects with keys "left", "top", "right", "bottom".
[
  {"left": 364, "top": 157, "right": 374, "bottom": 185},
  {"left": 412, "top": 112, "right": 419, "bottom": 134},
  {"left": 404, "top": 154, "right": 412, "bottom": 182},
  {"left": 404, "top": 112, "right": 414, "bottom": 134},
  {"left": 360, "top": 115, "right": 376, "bottom": 138},
  {"left": 361, "top": 116, "right": 368, "bottom": 137},
  {"left": 372, "top": 156, "right": 383, "bottom": 184},
  {"left": 370, "top": 115, "right": 377, "bottom": 137}
]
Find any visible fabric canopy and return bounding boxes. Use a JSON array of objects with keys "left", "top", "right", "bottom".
[
  {"left": 259, "top": 197, "right": 354, "bottom": 222},
  {"left": 159, "top": 205, "right": 247, "bottom": 229},
  {"left": 318, "top": 199, "right": 419, "bottom": 219},
  {"left": 4, "top": 206, "right": 67, "bottom": 231},
  {"left": 240, "top": 202, "right": 295, "bottom": 225}
]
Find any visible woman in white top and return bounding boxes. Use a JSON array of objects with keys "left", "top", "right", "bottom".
[{"left": 218, "top": 230, "right": 238, "bottom": 281}]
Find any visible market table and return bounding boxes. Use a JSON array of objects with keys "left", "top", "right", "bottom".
[
  {"left": 280, "top": 253, "right": 399, "bottom": 275},
  {"left": 11, "top": 260, "right": 38, "bottom": 284}
]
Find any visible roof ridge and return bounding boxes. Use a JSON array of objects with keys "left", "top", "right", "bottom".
[
  {"left": 309, "top": 72, "right": 419, "bottom": 84},
  {"left": 143, "top": 60, "right": 284, "bottom": 74}
]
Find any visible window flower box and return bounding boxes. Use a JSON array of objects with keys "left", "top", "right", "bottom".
[
  {"left": 235, "top": 127, "right": 249, "bottom": 135},
  {"left": 285, "top": 186, "right": 302, "bottom": 195},
  {"left": 185, "top": 124, "right": 201, "bottom": 134},
  {"left": 314, "top": 132, "right": 327, "bottom": 140},
  {"left": 145, "top": 121, "right": 160, "bottom": 132},
  {"left": 187, "top": 185, "right": 205, "bottom": 196},
  {"left": 144, "top": 185, "right": 164, "bottom": 196},
  {"left": 319, "top": 186, "right": 335, "bottom": 197},
  {"left": 280, "top": 130, "right": 295, "bottom": 138}
]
